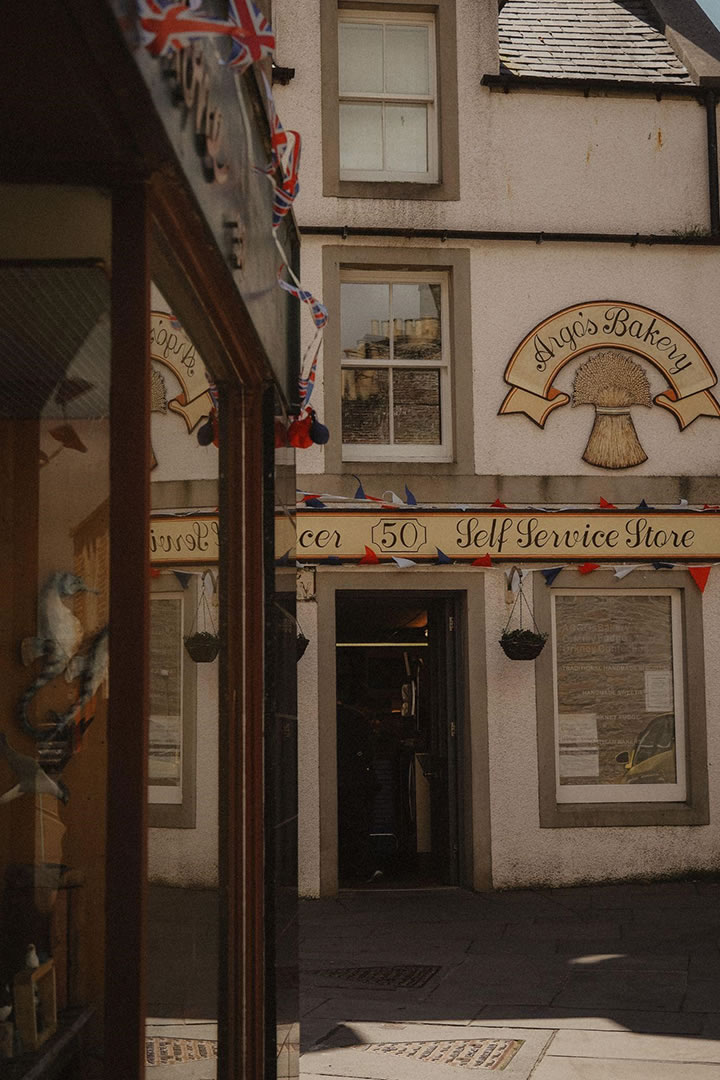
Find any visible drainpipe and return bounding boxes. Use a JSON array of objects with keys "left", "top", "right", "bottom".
[{"left": 706, "top": 89, "right": 720, "bottom": 237}]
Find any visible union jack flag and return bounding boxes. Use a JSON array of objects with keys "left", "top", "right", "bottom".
[
  {"left": 278, "top": 269, "right": 328, "bottom": 329},
  {"left": 225, "top": 0, "right": 276, "bottom": 73},
  {"left": 298, "top": 344, "right": 320, "bottom": 407},
  {"left": 138, "top": 0, "right": 230, "bottom": 57},
  {"left": 255, "top": 75, "right": 301, "bottom": 225},
  {"left": 138, "top": 0, "right": 275, "bottom": 72}
]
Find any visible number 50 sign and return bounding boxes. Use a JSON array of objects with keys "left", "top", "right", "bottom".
[{"left": 371, "top": 518, "right": 427, "bottom": 553}]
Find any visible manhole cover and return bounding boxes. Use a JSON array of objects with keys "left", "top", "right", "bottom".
[
  {"left": 365, "top": 1038, "right": 524, "bottom": 1070},
  {"left": 145, "top": 1038, "right": 218, "bottom": 1066},
  {"left": 309, "top": 964, "right": 440, "bottom": 988}
]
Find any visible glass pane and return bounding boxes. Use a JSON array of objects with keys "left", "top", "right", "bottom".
[
  {"left": 339, "top": 103, "right": 384, "bottom": 172},
  {"left": 146, "top": 289, "right": 220, "bottom": 1071},
  {"left": 339, "top": 22, "right": 384, "bottom": 94},
  {"left": 384, "top": 104, "right": 428, "bottom": 173},
  {"left": 0, "top": 264, "right": 110, "bottom": 1059},
  {"left": 393, "top": 368, "right": 441, "bottom": 444},
  {"left": 385, "top": 25, "right": 430, "bottom": 95},
  {"left": 342, "top": 368, "right": 390, "bottom": 443},
  {"left": 555, "top": 594, "right": 678, "bottom": 787},
  {"left": 341, "top": 283, "right": 390, "bottom": 360},
  {"left": 392, "top": 283, "right": 441, "bottom": 362}
]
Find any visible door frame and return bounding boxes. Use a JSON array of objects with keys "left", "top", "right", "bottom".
[{"left": 301, "top": 568, "right": 492, "bottom": 896}]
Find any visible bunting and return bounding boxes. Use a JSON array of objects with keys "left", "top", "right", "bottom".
[
  {"left": 541, "top": 567, "right": 563, "bottom": 586},
  {"left": 689, "top": 566, "right": 711, "bottom": 592}
]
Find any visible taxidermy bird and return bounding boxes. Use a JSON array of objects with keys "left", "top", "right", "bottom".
[
  {"left": 0, "top": 732, "right": 69, "bottom": 805},
  {"left": 19, "top": 572, "right": 96, "bottom": 738},
  {"left": 24, "top": 945, "right": 39, "bottom": 970},
  {"left": 46, "top": 625, "right": 109, "bottom": 740}
]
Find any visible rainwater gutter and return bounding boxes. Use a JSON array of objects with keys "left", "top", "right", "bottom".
[{"left": 299, "top": 226, "right": 720, "bottom": 246}]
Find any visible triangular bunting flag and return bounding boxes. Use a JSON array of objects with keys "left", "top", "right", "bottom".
[
  {"left": 636, "top": 499, "right": 654, "bottom": 510},
  {"left": 392, "top": 556, "right": 416, "bottom": 568},
  {"left": 436, "top": 548, "right": 453, "bottom": 564},
  {"left": 703, "top": 504, "right": 719, "bottom": 510},
  {"left": 275, "top": 550, "right": 292, "bottom": 566},
  {"left": 677, "top": 498, "right": 688, "bottom": 507},
  {"left": 304, "top": 498, "right": 326, "bottom": 508},
  {"left": 578, "top": 562, "right": 601, "bottom": 574},
  {"left": 326, "top": 556, "right": 342, "bottom": 565},
  {"left": 358, "top": 546, "right": 379, "bottom": 564},
  {"left": 506, "top": 569, "right": 521, "bottom": 593},
  {"left": 174, "top": 571, "right": 192, "bottom": 589},
  {"left": 599, "top": 497, "right": 616, "bottom": 508},
  {"left": 150, "top": 567, "right": 163, "bottom": 578},
  {"left": 383, "top": 490, "right": 405, "bottom": 506},
  {"left": 652, "top": 561, "right": 675, "bottom": 570},
  {"left": 613, "top": 565, "right": 639, "bottom": 579},
  {"left": 471, "top": 554, "right": 493, "bottom": 567},
  {"left": 405, "top": 485, "right": 418, "bottom": 506},
  {"left": 541, "top": 567, "right": 563, "bottom": 586},
  {"left": 491, "top": 498, "right": 507, "bottom": 508},
  {"left": 689, "top": 566, "right": 711, "bottom": 592},
  {"left": 353, "top": 474, "right": 366, "bottom": 499}
]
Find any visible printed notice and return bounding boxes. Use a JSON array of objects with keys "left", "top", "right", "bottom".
[
  {"left": 558, "top": 713, "right": 600, "bottom": 778},
  {"left": 645, "top": 670, "right": 673, "bottom": 712}
]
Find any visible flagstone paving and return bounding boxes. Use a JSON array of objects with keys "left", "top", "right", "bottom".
[{"left": 300, "top": 882, "right": 720, "bottom": 1079}]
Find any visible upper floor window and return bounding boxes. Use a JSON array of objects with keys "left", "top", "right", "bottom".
[
  {"left": 338, "top": 11, "right": 438, "bottom": 183},
  {"left": 340, "top": 269, "right": 451, "bottom": 460}
]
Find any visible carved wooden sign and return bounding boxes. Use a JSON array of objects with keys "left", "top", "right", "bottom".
[
  {"left": 150, "top": 311, "right": 214, "bottom": 432},
  {"left": 499, "top": 303, "right": 720, "bottom": 465}
]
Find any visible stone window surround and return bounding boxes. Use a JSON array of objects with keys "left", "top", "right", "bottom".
[
  {"left": 321, "top": 244, "right": 474, "bottom": 474},
  {"left": 320, "top": 0, "right": 460, "bottom": 201},
  {"left": 534, "top": 568, "right": 709, "bottom": 829}
]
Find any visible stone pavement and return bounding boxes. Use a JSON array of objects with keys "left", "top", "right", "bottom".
[{"left": 300, "top": 882, "right": 720, "bottom": 1079}]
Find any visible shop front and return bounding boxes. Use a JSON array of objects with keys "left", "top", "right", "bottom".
[{"left": 1, "top": 3, "right": 298, "bottom": 1078}]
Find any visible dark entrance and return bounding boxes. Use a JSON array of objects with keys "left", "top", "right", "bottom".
[{"left": 336, "top": 592, "right": 461, "bottom": 888}]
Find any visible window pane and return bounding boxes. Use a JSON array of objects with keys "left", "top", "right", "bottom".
[
  {"left": 393, "top": 368, "right": 441, "bottom": 444},
  {"left": 341, "top": 283, "right": 390, "bottom": 359},
  {"left": 385, "top": 25, "right": 430, "bottom": 95},
  {"left": 392, "top": 282, "right": 441, "bottom": 361},
  {"left": 384, "top": 104, "right": 428, "bottom": 173},
  {"left": 339, "top": 103, "right": 384, "bottom": 172},
  {"left": 339, "top": 22, "right": 384, "bottom": 94},
  {"left": 342, "top": 368, "right": 390, "bottom": 443},
  {"left": 555, "top": 594, "right": 678, "bottom": 787}
]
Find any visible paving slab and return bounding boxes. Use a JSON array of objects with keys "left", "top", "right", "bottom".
[
  {"left": 554, "top": 970, "right": 687, "bottom": 1012},
  {"left": 473, "top": 1006, "right": 703, "bottom": 1034},
  {"left": 550, "top": 1028, "right": 720, "bottom": 1063},
  {"left": 303, "top": 1022, "right": 552, "bottom": 1080},
  {"left": 531, "top": 1057, "right": 720, "bottom": 1079}
]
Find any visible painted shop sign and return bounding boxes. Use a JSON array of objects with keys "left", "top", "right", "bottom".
[
  {"left": 295, "top": 510, "right": 720, "bottom": 562},
  {"left": 499, "top": 302, "right": 720, "bottom": 432},
  {"left": 150, "top": 516, "right": 219, "bottom": 564},
  {"left": 150, "top": 311, "right": 214, "bottom": 433}
]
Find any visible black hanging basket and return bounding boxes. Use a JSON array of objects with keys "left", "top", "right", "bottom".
[
  {"left": 184, "top": 631, "right": 220, "bottom": 663},
  {"left": 500, "top": 572, "right": 548, "bottom": 660},
  {"left": 184, "top": 574, "right": 220, "bottom": 663}
]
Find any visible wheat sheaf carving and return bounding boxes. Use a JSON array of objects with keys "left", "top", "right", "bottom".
[{"left": 572, "top": 349, "right": 652, "bottom": 469}]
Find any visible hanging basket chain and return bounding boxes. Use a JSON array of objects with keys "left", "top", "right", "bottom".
[{"left": 503, "top": 577, "right": 543, "bottom": 637}]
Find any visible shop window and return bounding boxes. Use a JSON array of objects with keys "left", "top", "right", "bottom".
[
  {"left": 339, "top": 11, "right": 438, "bottom": 182},
  {"left": 534, "top": 571, "right": 709, "bottom": 828},
  {"left": 340, "top": 270, "right": 452, "bottom": 461},
  {"left": 321, "top": 0, "right": 459, "bottom": 199}
]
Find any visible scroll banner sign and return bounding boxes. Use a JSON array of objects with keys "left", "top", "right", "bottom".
[
  {"left": 151, "top": 516, "right": 220, "bottom": 564},
  {"left": 150, "top": 311, "right": 214, "bottom": 432},
  {"left": 295, "top": 510, "right": 720, "bottom": 562},
  {"left": 499, "top": 302, "right": 720, "bottom": 429}
]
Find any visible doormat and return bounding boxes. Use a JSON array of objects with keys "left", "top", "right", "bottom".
[
  {"left": 309, "top": 964, "right": 440, "bottom": 988},
  {"left": 364, "top": 1038, "right": 524, "bottom": 1070},
  {"left": 145, "top": 1038, "right": 218, "bottom": 1066}
]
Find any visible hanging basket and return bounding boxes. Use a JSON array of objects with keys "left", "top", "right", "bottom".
[
  {"left": 184, "top": 574, "right": 219, "bottom": 662},
  {"left": 499, "top": 628, "right": 547, "bottom": 660},
  {"left": 184, "top": 631, "right": 220, "bottom": 663},
  {"left": 500, "top": 571, "right": 548, "bottom": 660}
]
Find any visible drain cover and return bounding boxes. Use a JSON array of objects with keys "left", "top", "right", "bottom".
[
  {"left": 145, "top": 1038, "right": 217, "bottom": 1066},
  {"left": 309, "top": 964, "right": 440, "bottom": 988},
  {"left": 365, "top": 1038, "right": 524, "bottom": 1070}
]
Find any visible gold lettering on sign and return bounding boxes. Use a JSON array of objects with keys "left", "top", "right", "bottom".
[
  {"left": 150, "top": 311, "right": 214, "bottom": 433},
  {"left": 499, "top": 301, "right": 720, "bottom": 430}
]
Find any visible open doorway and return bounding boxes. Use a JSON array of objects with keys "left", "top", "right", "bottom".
[{"left": 335, "top": 592, "right": 462, "bottom": 888}]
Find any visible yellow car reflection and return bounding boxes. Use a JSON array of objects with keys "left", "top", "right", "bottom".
[{"left": 615, "top": 713, "right": 676, "bottom": 784}]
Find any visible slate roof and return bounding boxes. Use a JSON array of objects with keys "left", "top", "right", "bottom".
[{"left": 498, "top": 0, "right": 694, "bottom": 84}]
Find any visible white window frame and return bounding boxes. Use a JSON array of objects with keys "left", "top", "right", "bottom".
[
  {"left": 551, "top": 588, "right": 687, "bottom": 804},
  {"left": 338, "top": 9, "right": 439, "bottom": 183},
  {"left": 340, "top": 268, "right": 452, "bottom": 462}
]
